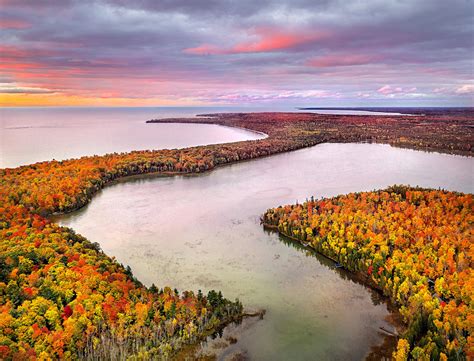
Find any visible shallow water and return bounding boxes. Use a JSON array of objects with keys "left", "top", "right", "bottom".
[{"left": 57, "top": 142, "right": 473, "bottom": 360}]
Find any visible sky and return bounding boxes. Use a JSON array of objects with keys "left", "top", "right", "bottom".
[{"left": 0, "top": 0, "right": 473, "bottom": 107}]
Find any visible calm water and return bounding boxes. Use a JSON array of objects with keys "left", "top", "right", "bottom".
[
  {"left": 0, "top": 107, "right": 273, "bottom": 168},
  {"left": 57, "top": 143, "right": 473, "bottom": 360},
  {"left": 0, "top": 106, "right": 406, "bottom": 168}
]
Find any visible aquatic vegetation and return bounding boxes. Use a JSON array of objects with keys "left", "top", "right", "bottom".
[
  {"left": 262, "top": 186, "right": 473, "bottom": 360},
  {"left": 1, "top": 112, "right": 472, "bottom": 359}
]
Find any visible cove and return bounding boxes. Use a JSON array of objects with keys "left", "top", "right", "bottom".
[{"left": 56, "top": 142, "right": 473, "bottom": 360}]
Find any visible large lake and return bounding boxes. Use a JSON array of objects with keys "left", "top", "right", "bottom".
[
  {"left": 0, "top": 107, "right": 271, "bottom": 168},
  {"left": 57, "top": 140, "right": 473, "bottom": 360},
  {"left": 1, "top": 106, "right": 406, "bottom": 168}
]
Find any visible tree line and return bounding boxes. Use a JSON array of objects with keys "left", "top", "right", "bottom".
[{"left": 262, "top": 185, "right": 473, "bottom": 360}]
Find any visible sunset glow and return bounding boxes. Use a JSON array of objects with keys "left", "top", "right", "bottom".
[{"left": 0, "top": 0, "right": 472, "bottom": 107}]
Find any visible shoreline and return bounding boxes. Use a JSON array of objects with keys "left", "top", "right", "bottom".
[
  {"left": 2, "top": 112, "right": 472, "bottom": 359},
  {"left": 147, "top": 112, "right": 474, "bottom": 157},
  {"left": 262, "top": 224, "right": 405, "bottom": 360},
  {"left": 262, "top": 223, "right": 405, "bottom": 327},
  {"left": 30, "top": 113, "right": 474, "bottom": 355},
  {"left": 261, "top": 186, "right": 472, "bottom": 359}
]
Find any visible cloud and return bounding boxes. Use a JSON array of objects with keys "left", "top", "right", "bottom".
[
  {"left": 455, "top": 84, "right": 474, "bottom": 94},
  {"left": 0, "top": 86, "right": 54, "bottom": 94},
  {"left": 184, "top": 28, "right": 328, "bottom": 55},
  {"left": 378, "top": 85, "right": 402, "bottom": 95},
  {"left": 376, "top": 85, "right": 425, "bottom": 98},
  {"left": 184, "top": 44, "right": 223, "bottom": 55},
  {"left": 0, "top": 0, "right": 472, "bottom": 105},
  {"left": 307, "top": 54, "right": 382, "bottom": 67},
  {"left": 0, "top": 19, "right": 31, "bottom": 29},
  {"left": 207, "top": 89, "right": 340, "bottom": 103}
]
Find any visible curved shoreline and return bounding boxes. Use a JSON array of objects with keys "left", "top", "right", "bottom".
[
  {"left": 147, "top": 112, "right": 474, "bottom": 157},
  {"left": 1, "top": 112, "right": 472, "bottom": 359},
  {"left": 261, "top": 224, "right": 404, "bottom": 360},
  {"left": 55, "top": 145, "right": 469, "bottom": 359},
  {"left": 261, "top": 186, "right": 473, "bottom": 359},
  {"left": 202, "top": 122, "right": 269, "bottom": 139},
  {"left": 1, "top": 122, "right": 266, "bottom": 170}
]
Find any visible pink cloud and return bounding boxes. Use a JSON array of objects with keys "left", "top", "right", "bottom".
[
  {"left": 184, "top": 28, "right": 328, "bottom": 55},
  {"left": 455, "top": 84, "right": 474, "bottom": 94},
  {"left": 184, "top": 43, "right": 224, "bottom": 55},
  {"left": 307, "top": 54, "right": 382, "bottom": 67},
  {"left": 207, "top": 89, "right": 340, "bottom": 103},
  {"left": 377, "top": 85, "right": 423, "bottom": 98},
  {"left": 0, "top": 45, "right": 57, "bottom": 60},
  {"left": 378, "top": 85, "right": 392, "bottom": 94},
  {"left": 433, "top": 85, "right": 474, "bottom": 96},
  {"left": 378, "top": 85, "right": 403, "bottom": 95},
  {"left": 0, "top": 19, "right": 31, "bottom": 29},
  {"left": 356, "top": 92, "right": 372, "bottom": 98}
]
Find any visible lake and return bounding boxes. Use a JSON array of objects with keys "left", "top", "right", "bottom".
[
  {"left": 57, "top": 141, "right": 473, "bottom": 360},
  {"left": 0, "top": 107, "right": 271, "bottom": 168},
  {"left": 0, "top": 106, "right": 407, "bottom": 168}
]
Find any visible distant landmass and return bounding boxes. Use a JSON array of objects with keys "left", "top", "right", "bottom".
[{"left": 298, "top": 107, "right": 474, "bottom": 116}]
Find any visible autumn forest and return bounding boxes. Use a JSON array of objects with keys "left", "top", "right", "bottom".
[{"left": 1, "top": 112, "right": 473, "bottom": 360}]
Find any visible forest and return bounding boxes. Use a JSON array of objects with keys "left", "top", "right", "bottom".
[
  {"left": 149, "top": 112, "right": 474, "bottom": 156},
  {"left": 1, "top": 112, "right": 473, "bottom": 359},
  {"left": 0, "top": 204, "right": 243, "bottom": 359},
  {"left": 262, "top": 186, "right": 473, "bottom": 360}
]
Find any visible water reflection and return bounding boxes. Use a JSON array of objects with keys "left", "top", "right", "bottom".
[
  {"left": 57, "top": 143, "right": 473, "bottom": 360},
  {"left": 274, "top": 231, "right": 387, "bottom": 306}
]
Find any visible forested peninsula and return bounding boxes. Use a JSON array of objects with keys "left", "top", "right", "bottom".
[
  {"left": 1, "top": 112, "right": 473, "bottom": 359},
  {"left": 262, "top": 186, "right": 473, "bottom": 360}
]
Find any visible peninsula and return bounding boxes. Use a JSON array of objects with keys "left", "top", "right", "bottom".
[{"left": 1, "top": 112, "right": 473, "bottom": 359}]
